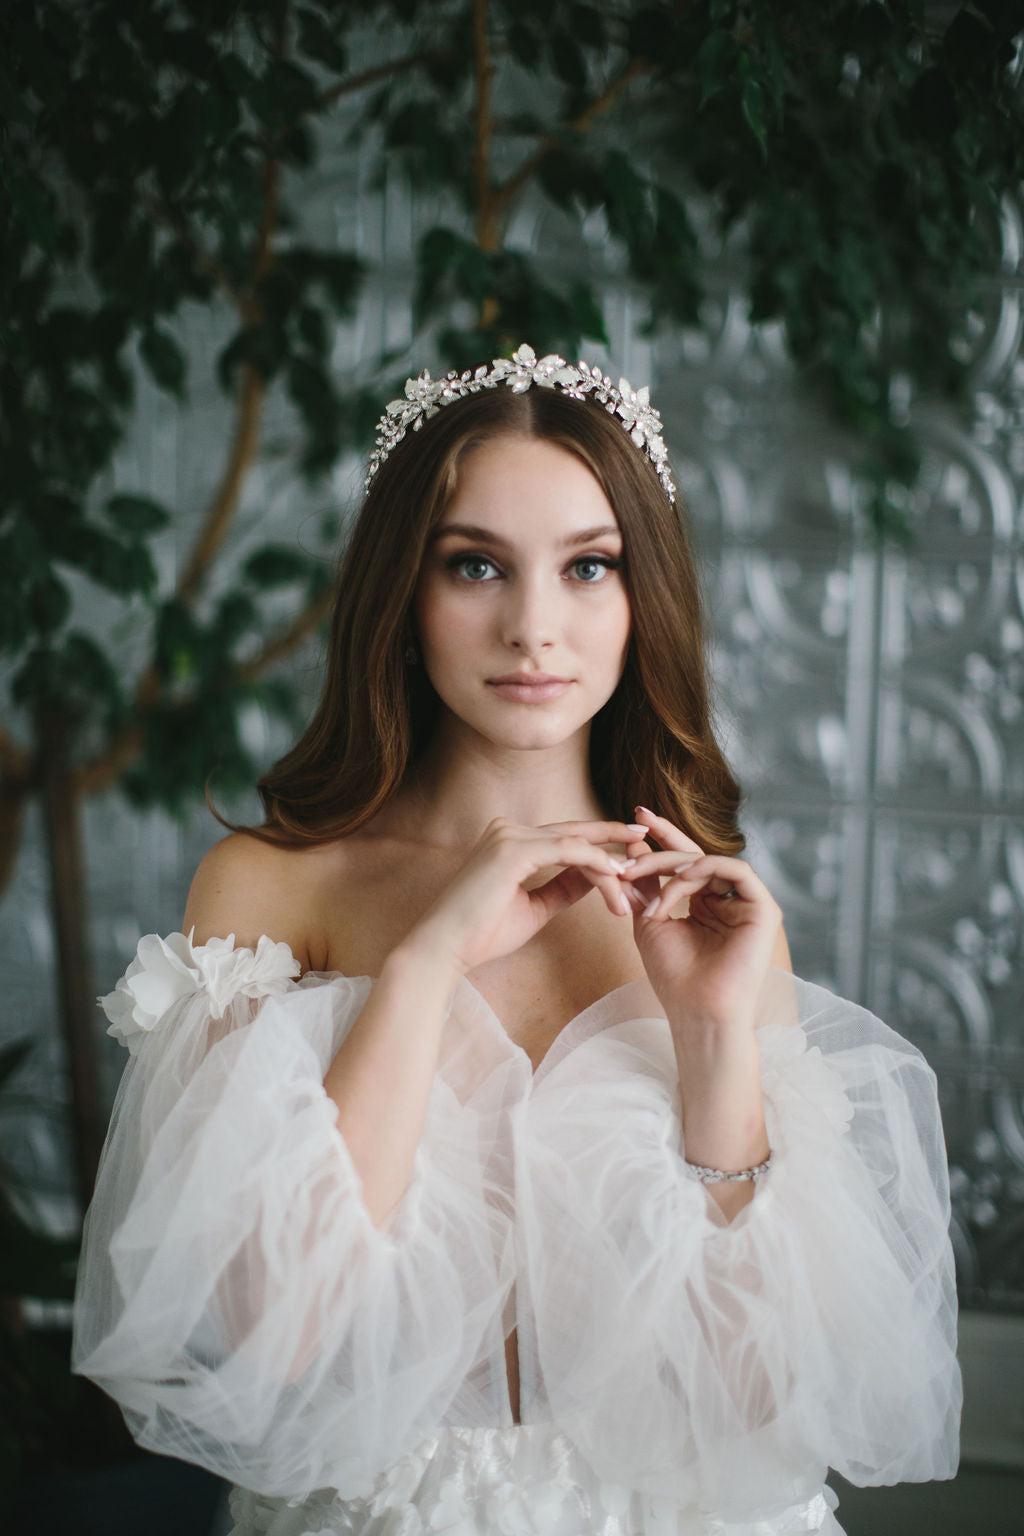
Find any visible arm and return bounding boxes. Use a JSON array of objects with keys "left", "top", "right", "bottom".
[{"left": 185, "top": 833, "right": 462, "bottom": 1227}]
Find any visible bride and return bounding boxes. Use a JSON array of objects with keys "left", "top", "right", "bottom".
[{"left": 72, "top": 345, "right": 961, "bottom": 1535}]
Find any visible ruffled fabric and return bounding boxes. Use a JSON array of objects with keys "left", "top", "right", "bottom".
[
  {"left": 518, "top": 970, "right": 961, "bottom": 1518},
  {"left": 73, "top": 933, "right": 960, "bottom": 1533},
  {"left": 75, "top": 933, "right": 525, "bottom": 1498},
  {"left": 226, "top": 1424, "right": 841, "bottom": 1536},
  {"left": 99, "top": 929, "right": 301, "bottom": 1051}
]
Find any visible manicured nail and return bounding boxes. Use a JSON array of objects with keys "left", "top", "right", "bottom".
[
  {"left": 609, "top": 856, "right": 629, "bottom": 871},
  {"left": 626, "top": 823, "right": 648, "bottom": 835},
  {"left": 621, "top": 857, "right": 637, "bottom": 868},
  {"left": 673, "top": 860, "right": 698, "bottom": 872},
  {"left": 643, "top": 897, "right": 661, "bottom": 917},
  {"left": 617, "top": 891, "right": 631, "bottom": 915},
  {"left": 634, "top": 805, "right": 653, "bottom": 816}
]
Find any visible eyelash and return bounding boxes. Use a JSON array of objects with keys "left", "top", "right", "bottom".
[{"left": 445, "top": 553, "right": 622, "bottom": 585}]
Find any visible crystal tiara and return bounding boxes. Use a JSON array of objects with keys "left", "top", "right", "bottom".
[{"left": 364, "top": 343, "right": 676, "bottom": 503}]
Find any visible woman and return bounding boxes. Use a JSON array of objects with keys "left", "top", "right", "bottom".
[{"left": 72, "top": 345, "right": 961, "bottom": 1536}]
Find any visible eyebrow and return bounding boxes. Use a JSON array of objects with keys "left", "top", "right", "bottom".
[{"left": 428, "top": 522, "right": 622, "bottom": 549}]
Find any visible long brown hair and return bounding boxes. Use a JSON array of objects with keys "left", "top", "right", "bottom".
[{"left": 248, "top": 383, "right": 744, "bottom": 854}]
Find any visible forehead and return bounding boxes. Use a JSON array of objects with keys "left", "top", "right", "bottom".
[{"left": 436, "top": 434, "right": 620, "bottom": 535}]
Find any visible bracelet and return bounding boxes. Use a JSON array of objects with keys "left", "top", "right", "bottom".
[{"left": 684, "top": 1151, "right": 773, "bottom": 1184}]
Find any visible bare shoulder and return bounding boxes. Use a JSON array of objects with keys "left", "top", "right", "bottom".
[{"left": 183, "top": 830, "right": 355, "bottom": 972}]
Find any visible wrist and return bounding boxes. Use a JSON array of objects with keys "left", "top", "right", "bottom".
[{"left": 384, "top": 935, "right": 462, "bottom": 990}]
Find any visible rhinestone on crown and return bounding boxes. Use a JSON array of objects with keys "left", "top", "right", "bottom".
[{"left": 364, "top": 343, "right": 676, "bottom": 503}]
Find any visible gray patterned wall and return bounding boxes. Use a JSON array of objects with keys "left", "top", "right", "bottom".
[{"left": 2, "top": 127, "right": 1023, "bottom": 1316}]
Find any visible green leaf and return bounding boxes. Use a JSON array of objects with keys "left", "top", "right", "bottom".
[
  {"left": 139, "top": 326, "right": 187, "bottom": 398},
  {"left": 0, "top": 1039, "right": 33, "bottom": 1092},
  {"left": 627, "top": 5, "right": 672, "bottom": 62},
  {"left": 29, "top": 575, "right": 70, "bottom": 636},
  {"left": 550, "top": 28, "right": 587, "bottom": 90},
  {"left": 568, "top": 281, "right": 608, "bottom": 345},
  {"left": 697, "top": 29, "right": 737, "bottom": 108},
  {"left": 105, "top": 494, "right": 171, "bottom": 535},
  {"left": 0, "top": 1195, "right": 79, "bottom": 1301},
  {"left": 243, "top": 544, "right": 315, "bottom": 588},
  {"left": 506, "top": 21, "right": 540, "bottom": 68},
  {"left": 297, "top": 304, "right": 329, "bottom": 357},
  {"left": 568, "top": 4, "right": 606, "bottom": 48},
  {"left": 739, "top": 55, "right": 768, "bottom": 156},
  {"left": 296, "top": 7, "right": 349, "bottom": 73},
  {"left": 155, "top": 599, "right": 202, "bottom": 683}
]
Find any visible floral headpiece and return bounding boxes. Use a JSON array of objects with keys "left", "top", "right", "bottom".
[{"left": 365, "top": 343, "right": 676, "bottom": 503}]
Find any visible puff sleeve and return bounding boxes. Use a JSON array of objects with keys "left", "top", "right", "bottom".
[
  {"left": 71, "top": 933, "right": 512, "bottom": 1500},
  {"left": 518, "top": 970, "right": 962, "bottom": 1519}
]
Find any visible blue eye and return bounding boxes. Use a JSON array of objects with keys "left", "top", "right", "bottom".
[
  {"left": 447, "top": 554, "right": 499, "bottom": 581},
  {"left": 572, "top": 556, "right": 620, "bottom": 583}
]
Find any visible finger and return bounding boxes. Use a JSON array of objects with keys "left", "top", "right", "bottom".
[
  {"left": 632, "top": 806, "right": 704, "bottom": 857},
  {"left": 537, "top": 818, "right": 652, "bottom": 845},
  {"left": 507, "top": 830, "right": 635, "bottom": 880},
  {"left": 638, "top": 857, "right": 769, "bottom": 921},
  {"left": 621, "top": 848, "right": 703, "bottom": 882},
  {"left": 655, "top": 859, "right": 779, "bottom": 926},
  {"left": 666, "top": 856, "right": 772, "bottom": 904},
  {"left": 531, "top": 864, "right": 633, "bottom": 920}
]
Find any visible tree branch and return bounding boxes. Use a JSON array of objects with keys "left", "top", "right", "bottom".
[
  {"left": 470, "top": 0, "right": 502, "bottom": 330},
  {"left": 492, "top": 56, "right": 649, "bottom": 215},
  {"left": 139, "top": 192, "right": 248, "bottom": 314},
  {"left": 75, "top": 21, "right": 289, "bottom": 797},
  {"left": 316, "top": 49, "right": 445, "bottom": 112},
  {"left": 177, "top": 36, "right": 283, "bottom": 601},
  {"left": 0, "top": 727, "right": 32, "bottom": 787},
  {"left": 176, "top": 365, "right": 266, "bottom": 602},
  {"left": 472, "top": 0, "right": 497, "bottom": 252},
  {"left": 238, "top": 586, "right": 334, "bottom": 682},
  {"left": 73, "top": 587, "right": 334, "bottom": 801}
]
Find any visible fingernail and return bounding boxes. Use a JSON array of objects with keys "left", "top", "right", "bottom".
[
  {"left": 617, "top": 892, "right": 631, "bottom": 915},
  {"left": 609, "top": 856, "right": 629, "bottom": 872},
  {"left": 643, "top": 897, "right": 661, "bottom": 917},
  {"left": 626, "top": 824, "right": 648, "bottom": 835},
  {"left": 634, "top": 805, "right": 654, "bottom": 816},
  {"left": 621, "top": 857, "right": 637, "bottom": 869},
  {"left": 673, "top": 860, "right": 697, "bottom": 873}
]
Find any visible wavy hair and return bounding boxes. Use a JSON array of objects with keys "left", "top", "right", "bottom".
[{"left": 247, "top": 384, "right": 744, "bottom": 855}]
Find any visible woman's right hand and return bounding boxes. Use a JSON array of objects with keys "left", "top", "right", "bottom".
[{"left": 402, "top": 816, "right": 649, "bottom": 976}]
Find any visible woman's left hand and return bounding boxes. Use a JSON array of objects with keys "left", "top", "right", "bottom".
[{"left": 622, "top": 807, "right": 782, "bottom": 1038}]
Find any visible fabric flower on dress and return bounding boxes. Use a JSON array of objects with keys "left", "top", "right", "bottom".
[
  {"left": 99, "top": 929, "right": 301, "bottom": 1053},
  {"left": 423, "top": 1475, "right": 476, "bottom": 1536},
  {"left": 759, "top": 1021, "right": 855, "bottom": 1142}
]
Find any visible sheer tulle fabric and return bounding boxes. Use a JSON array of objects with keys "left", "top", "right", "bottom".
[{"left": 72, "top": 935, "right": 960, "bottom": 1534}]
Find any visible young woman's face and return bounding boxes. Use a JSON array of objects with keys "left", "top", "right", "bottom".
[{"left": 413, "top": 434, "right": 631, "bottom": 751}]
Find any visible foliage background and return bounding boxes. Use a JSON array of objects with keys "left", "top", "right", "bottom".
[{"left": 3, "top": 0, "right": 1024, "bottom": 1487}]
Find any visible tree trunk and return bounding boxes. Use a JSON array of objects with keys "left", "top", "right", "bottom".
[{"left": 36, "top": 710, "right": 102, "bottom": 1215}]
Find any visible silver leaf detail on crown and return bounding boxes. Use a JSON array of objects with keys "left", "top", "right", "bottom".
[{"left": 364, "top": 343, "right": 676, "bottom": 503}]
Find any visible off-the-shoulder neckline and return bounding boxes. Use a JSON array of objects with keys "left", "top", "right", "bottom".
[
  {"left": 312, "top": 963, "right": 660, "bottom": 1080},
  {"left": 181, "top": 930, "right": 662, "bottom": 1080}
]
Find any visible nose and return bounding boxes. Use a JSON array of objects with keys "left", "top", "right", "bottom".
[{"left": 500, "top": 567, "right": 557, "bottom": 653}]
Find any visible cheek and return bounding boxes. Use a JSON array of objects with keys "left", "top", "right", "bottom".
[{"left": 414, "top": 575, "right": 481, "bottom": 654}]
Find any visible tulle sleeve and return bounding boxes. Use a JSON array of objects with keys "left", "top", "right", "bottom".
[
  {"left": 518, "top": 970, "right": 962, "bottom": 1519},
  {"left": 71, "top": 932, "right": 512, "bottom": 1500}
]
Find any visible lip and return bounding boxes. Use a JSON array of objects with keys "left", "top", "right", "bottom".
[
  {"left": 487, "top": 673, "right": 573, "bottom": 703},
  {"left": 488, "top": 672, "right": 569, "bottom": 686}
]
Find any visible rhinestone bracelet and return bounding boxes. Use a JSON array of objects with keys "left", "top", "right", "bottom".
[{"left": 685, "top": 1151, "right": 773, "bottom": 1184}]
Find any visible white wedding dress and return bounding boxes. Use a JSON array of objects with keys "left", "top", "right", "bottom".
[{"left": 71, "top": 932, "right": 961, "bottom": 1535}]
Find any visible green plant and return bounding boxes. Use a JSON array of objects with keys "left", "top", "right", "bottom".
[{"left": 2, "top": 0, "right": 1024, "bottom": 1203}]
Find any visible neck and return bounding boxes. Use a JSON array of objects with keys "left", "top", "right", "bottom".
[{"left": 381, "top": 715, "right": 608, "bottom": 851}]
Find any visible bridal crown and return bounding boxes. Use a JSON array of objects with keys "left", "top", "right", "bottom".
[{"left": 365, "top": 343, "right": 676, "bottom": 504}]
